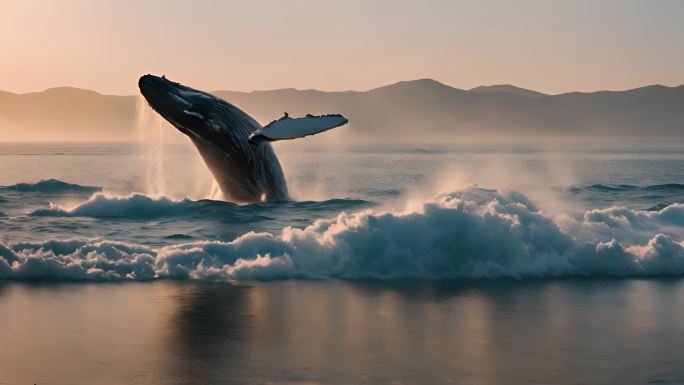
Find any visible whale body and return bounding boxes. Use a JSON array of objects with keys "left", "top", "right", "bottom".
[{"left": 138, "top": 75, "right": 347, "bottom": 203}]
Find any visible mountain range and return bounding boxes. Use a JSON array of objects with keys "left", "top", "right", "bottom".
[{"left": 1, "top": 79, "right": 683, "bottom": 141}]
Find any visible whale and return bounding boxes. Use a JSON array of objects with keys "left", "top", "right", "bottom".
[{"left": 138, "top": 75, "right": 347, "bottom": 203}]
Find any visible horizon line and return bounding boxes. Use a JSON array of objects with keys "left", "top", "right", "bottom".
[{"left": 2, "top": 78, "right": 683, "bottom": 97}]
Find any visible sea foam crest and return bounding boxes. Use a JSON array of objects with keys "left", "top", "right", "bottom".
[
  {"left": 28, "top": 191, "right": 369, "bottom": 219},
  {"left": 31, "top": 192, "right": 196, "bottom": 218},
  {"left": 3, "top": 188, "right": 684, "bottom": 281}
]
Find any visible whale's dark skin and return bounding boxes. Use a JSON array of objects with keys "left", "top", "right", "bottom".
[{"left": 138, "top": 75, "right": 288, "bottom": 203}]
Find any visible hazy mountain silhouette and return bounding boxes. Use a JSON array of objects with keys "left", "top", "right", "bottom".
[
  {"left": 1, "top": 79, "right": 683, "bottom": 141},
  {"left": 0, "top": 87, "right": 137, "bottom": 141},
  {"left": 469, "top": 84, "right": 546, "bottom": 99}
]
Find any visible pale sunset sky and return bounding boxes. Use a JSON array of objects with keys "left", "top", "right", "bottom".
[{"left": 1, "top": 0, "right": 683, "bottom": 95}]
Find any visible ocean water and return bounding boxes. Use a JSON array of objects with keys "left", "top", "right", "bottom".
[{"left": 1, "top": 140, "right": 684, "bottom": 384}]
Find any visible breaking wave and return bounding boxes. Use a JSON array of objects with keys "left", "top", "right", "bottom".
[
  {"left": 2, "top": 187, "right": 684, "bottom": 281},
  {"left": 2, "top": 179, "right": 101, "bottom": 193},
  {"left": 31, "top": 193, "right": 199, "bottom": 218},
  {"left": 29, "top": 191, "right": 370, "bottom": 219}
]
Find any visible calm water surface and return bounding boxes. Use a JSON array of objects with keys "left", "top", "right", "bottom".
[{"left": 2, "top": 279, "right": 684, "bottom": 385}]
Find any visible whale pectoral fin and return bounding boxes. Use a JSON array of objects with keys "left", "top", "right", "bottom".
[{"left": 248, "top": 113, "right": 348, "bottom": 143}]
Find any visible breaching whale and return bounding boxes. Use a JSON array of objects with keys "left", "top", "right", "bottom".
[{"left": 138, "top": 75, "right": 347, "bottom": 203}]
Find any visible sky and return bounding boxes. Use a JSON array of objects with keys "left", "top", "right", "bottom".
[{"left": 1, "top": 0, "right": 683, "bottom": 95}]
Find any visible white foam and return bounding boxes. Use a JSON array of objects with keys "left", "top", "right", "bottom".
[{"left": 4, "top": 188, "right": 684, "bottom": 281}]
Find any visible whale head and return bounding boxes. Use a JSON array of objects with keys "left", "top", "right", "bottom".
[
  {"left": 138, "top": 74, "right": 259, "bottom": 142},
  {"left": 139, "top": 74, "right": 205, "bottom": 137}
]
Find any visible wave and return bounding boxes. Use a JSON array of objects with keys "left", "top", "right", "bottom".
[
  {"left": 573, "top": 183, "right": 684, "bottom": 193},
  {"left": 3, "top": 187, "right": 684, "bottom": 281},
  {"left": 2, "top": 179, "right": 101, "bottom": 194},
  {"left": 30, "top": 192, "right": 370, "bottom": 219},
  {"left": 569, "top": 183, "right": 684, "bottom": 211},
  {"left": 644, "top": 183, "right": 684, "bottom": 191},
  {"left": 358, "top": 188, "right": 404, "bottom": 197},
  {"left": 646, "top": 202, "right": 674, "bottom": 212},
  {"left": 31, "top": 193, "right": 199, "bottom": 218}
]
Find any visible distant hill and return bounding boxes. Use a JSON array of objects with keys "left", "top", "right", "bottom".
[
  {"left": 0, "top": 87, "right": 137, "bottom": 141},
  {"left": 1, "top": 80, "right": 683, "bottom": 141},
  {"left": 469, "top": 84, "right": 547, "bottom": 99}
]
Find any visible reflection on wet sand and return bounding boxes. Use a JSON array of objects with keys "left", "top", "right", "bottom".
[
  {"left": 2, "top": 279, "right": 684, "bottom": 385},
  {"left": 163, "top": 282, "right": 255, "bottom": 384}
]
